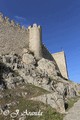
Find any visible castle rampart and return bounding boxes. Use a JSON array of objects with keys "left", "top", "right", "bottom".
[
  {"left": 0, "top": 12, "right": 69, "bottom": 79},
  {"left": 0, "top": 13, "right": 29, "bottom": 55}
]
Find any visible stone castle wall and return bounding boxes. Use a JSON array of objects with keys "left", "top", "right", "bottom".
[
  {"left": 0, "top": 13, "right": 29, "bottom": 55},
  {"left": 0, "top": 12, "right": 68, "bottom": 79},
  {"left": 0, "top": 13, "right": 57, "bottom": 61},
  {"left": 42, "top": 44, "right": 54, "bottom": 61},
  {"left": 52, "top": 51, "right": 68, "bottom": 79}
]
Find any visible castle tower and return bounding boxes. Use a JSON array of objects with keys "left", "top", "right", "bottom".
[
  {"left": 52, "top": 51, "right": 68, "bottom": 79},
  {"left": 28, "top": 24, "right": 42, "bottom": 60}
]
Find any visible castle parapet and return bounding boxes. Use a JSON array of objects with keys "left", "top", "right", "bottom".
[
  {"left": 22, "top": 26, "right": 26, "bottom": 30},
  {"left": 4, "top": 16, "right": 10, "bottom": 24},
  {"left": 0, "top": 12, "right": 4, "bottom": 22},
  {"left": 10, "top": 20, "right": 15, "bottom": 26}
]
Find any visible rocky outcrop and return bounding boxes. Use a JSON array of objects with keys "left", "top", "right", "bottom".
[
  {"left": 31, "top": 92, "right": 65, "bottom": 113},
  {"left": 37, "top": 58, "right": 60, "bottom": 77},
  {"left": 0, "top": 51, "right": 80, "bottom": 113},
  {"left": 22, "top": 52, "right": 36, "bottom": 65},
  {"left": 63, "top": 99, "right": 80, "bottom": 120}
]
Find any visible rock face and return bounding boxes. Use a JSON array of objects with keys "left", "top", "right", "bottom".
[
  {"left": 0, "top": 51, "right": 80, "bottom": 113},
  {"left": 31, "top": 92, "right": 65, "bottom": 113},
  {"left": 63, "top": 99, "right": 80, "bottom": 120},
  {"left": 37, "top": 58, "right": 59, "bottom": 77},
  {"left": 22, "top": 53, "right": 36, "bottom": 65}
]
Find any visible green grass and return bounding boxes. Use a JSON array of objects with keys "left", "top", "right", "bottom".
[
  {"left": 0, "top": 83, "right": 64, "bottom": 120},
  {"left": 66, "top": 96, "right": 80, "bottom": 111},
  {"left": 0, "top": 98, "right": 64, "bottom": 120},
  {"left": 78, "top": 91, "right": 80, "bottom": 94},
  {"left": 0, "top": 83, "right": 49, "bottom": 107}
]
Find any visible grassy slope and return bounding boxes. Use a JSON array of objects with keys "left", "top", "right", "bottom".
[
  {"left": 0, "top": 83, "right": 79, "bottom": 120},
  {"left": 66, "top": 96, "right": 80, "bottom": 111},
  {"left": 0, "top": 98, "right": 64, "bottom": 120},
  {"left": 0, "top": 83, "right": 64, "bottom": 120}
]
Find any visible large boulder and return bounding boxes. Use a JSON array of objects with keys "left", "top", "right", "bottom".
[
  {"left": 55, "top": 82, "right": 66, "bottom": 95},
  {"left": 22, "top": 53, "right": 36, "bottom": 65},
  {"left": 31, "top": 92, "right": 65, "bottom": 113},
  {"left": 37, "top": 58, "right": 60, "bottom": 78}
]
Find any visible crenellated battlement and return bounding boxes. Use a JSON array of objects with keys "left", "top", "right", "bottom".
[
  {"left": 0, "top": 12, "right": 28, "bottom": 31},
  {"left": 0, "top": 12, "right": 43, "bottom": 58},
  {"left": 0, "top": 12, "right": 42, "bottom": 33},
  {"left": 4, "top": 16, "right": 10, "bottom": 23},
  {"left": 0, "top": 12, "right": 4, "bottom": 22},
  {"left": 0, "top": 12, "right": 29, "bottom": 55},
  {"left": 28, "top": 23, "right": 41, "bottom": 30}
]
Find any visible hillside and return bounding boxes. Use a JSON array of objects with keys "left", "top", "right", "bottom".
[{"left": 0, "top": 49, "right": 80, "bottom": 120}]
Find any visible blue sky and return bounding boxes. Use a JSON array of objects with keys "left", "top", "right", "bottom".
[{"left": 0, "top": 0, "right": 80, "bottom": 83}]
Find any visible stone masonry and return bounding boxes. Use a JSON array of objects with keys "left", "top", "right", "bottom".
[
  {"left": 0, "top": 12, "right": 68, "bottom": 79},
  {"left": 52, "top": 51, "right": 68, "bottom": 79}
]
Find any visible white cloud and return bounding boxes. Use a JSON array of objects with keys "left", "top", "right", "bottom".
[{"left": 15, "top": 16, "right": 26, "bottom": 21}]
